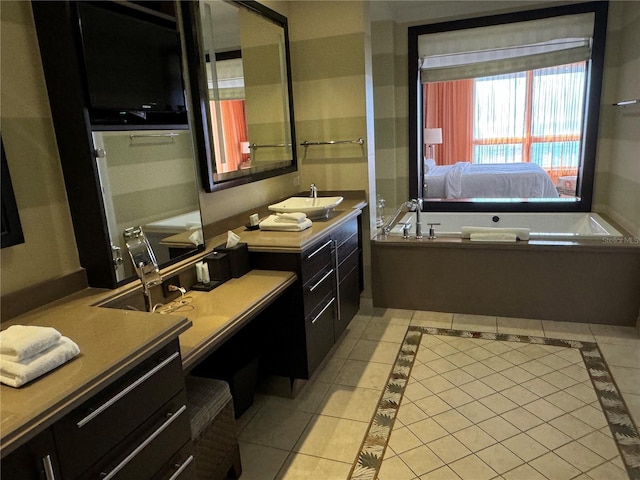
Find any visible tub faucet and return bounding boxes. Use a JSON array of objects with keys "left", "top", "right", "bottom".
[
  {"left": 413, "top": 198, "right": 424, "bottom": 239},
  {"left": 380, "top": 200, "right": 416, "bottom": 235},
  {"left": 310, "top": 183, "right": 318, "bottom": 199}
]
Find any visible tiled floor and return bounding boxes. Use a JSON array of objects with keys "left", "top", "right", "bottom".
[{"left": 234, "top": 301, "right": 640, "bottom": 480}]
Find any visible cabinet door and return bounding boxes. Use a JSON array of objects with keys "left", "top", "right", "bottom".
[
  {"left": 1, "top": 428, "right": 61, "bottom": 480},
  {"left": 305, "top": 294, "right": 336, "bottom": 375}
]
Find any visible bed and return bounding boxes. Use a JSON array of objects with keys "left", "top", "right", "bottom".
[{"left": 423, "top": 160, "right": 559, "bottom": 199}]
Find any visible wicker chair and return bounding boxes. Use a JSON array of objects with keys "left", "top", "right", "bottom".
[{"left": 185, "top": 376, "right": 242, "bottom": 480}]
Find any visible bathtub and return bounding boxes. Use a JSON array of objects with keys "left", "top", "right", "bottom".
[
  {"left": 372, "top": 211, "right": 639, "bottom": 325},
  {"left": 387, "top": 212, "right": 623, "bottom": 241}
]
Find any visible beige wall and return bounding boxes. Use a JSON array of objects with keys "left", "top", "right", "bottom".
[{"left": 0, "top": 1, "right": 81, "bottom": 296}]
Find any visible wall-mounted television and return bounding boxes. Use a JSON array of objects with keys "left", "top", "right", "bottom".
[{"left": 77, "top": 2, "right": 187, "bottom": 126}]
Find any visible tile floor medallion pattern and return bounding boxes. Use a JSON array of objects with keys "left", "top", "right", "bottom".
[{"left": 348, "top": 326, "right": 640, "bottom": 480}]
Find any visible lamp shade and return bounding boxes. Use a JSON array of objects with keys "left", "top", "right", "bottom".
[{"left": 424, "top": 128, "right": 442, "bottom": 145}]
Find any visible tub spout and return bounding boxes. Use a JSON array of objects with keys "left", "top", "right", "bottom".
[
  {"left": 413, "top": 198, "right": 423, "bottom": 239},
  {"left": 380, "top": 200, "right": 416, "bottom": 235}
]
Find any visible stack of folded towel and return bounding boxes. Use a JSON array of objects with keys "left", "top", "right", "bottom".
[
  {"left": 259, "top": 212, "right": 312, "bottom": 232},
  {"left": 0, "top": 325, "right": 80, "bottom": 388}
]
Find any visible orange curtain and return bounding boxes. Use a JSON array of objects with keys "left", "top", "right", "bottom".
[
  {"left": 219, "top": 100, "right": 248, "bottom": 172},
  {"left": 424, "top": 79, "right": 474, "bottom": 166}
]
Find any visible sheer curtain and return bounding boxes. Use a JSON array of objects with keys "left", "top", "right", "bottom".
[{"left": 210, "top": 99, "right": 248, "bottom": 173}]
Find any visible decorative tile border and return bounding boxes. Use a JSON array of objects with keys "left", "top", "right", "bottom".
[{"left": 348, "top": 326, "right": 640, "bottom": 480}]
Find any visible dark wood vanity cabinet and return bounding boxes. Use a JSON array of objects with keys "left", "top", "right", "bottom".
[
  {"left": 1, "top": 339, "right": 195, "bottom": 480},
  {"left": 252, "top": 214, "right": 363, "bottom": 380}
]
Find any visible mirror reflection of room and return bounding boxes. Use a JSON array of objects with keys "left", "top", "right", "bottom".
[
  {"left": 92, "top": 130, "right": 203, "bottom": 281},
  {"left": 419, "top": 12, "right": 594, "bottom": 201}
]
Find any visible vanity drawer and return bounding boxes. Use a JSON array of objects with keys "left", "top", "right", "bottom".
[
  {"left": 54, "top": 340, "right": 184, "bottom": 479},
  {"left": 301, "top": 238, "right": 333, "bottom": 284},
  {"left": 337, "top": 232, "right": 358, "bottom": 267},
  {"left": 305, "top": 294, "right": 336, "bottom": 375},
  {"left": 333, "top": 217, "right": 358, "bottom": 248},
  {"left": 79, "top": 391, "right": 191, "bottom": 480},
  {"left": 303, "top": 266, "right": 335, "bottom": 314},
  {"left": 154, "top": 441, "right": 196, "bottom": 480}
]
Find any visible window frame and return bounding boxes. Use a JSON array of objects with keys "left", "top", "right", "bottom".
[{"left": 407, "top": 1, "right": 608, "bottom": 212}]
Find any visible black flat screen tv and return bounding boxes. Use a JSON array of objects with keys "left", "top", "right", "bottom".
[{"left": 77, "top": 2, "right": 187, "bottom": 126}]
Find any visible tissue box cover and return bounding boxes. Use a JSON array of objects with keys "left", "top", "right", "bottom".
[
  {"left": 213, "top": 243, "right": 250, "bottom": 278},
  {"left": 204, "top": 252, "right": 232, "bottom": 282}
]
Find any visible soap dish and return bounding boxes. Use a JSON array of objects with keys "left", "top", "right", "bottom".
[
  {"left": 245, "top": 224, "right": 260, "bottom": 231},
  {"left": 191, "top": 281, "right": 221, "bottom": 292}
]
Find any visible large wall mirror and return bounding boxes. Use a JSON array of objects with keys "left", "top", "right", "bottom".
[
  {"left": 181, "top": 0, "right": 297, "bottom": 192},
  {"left": 408, "top": 2, "right": 608, "bottom": 212}
]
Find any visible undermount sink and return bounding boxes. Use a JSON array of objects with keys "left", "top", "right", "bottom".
[{"left": 268, "top": 196, "right": 343, "bottom": 218}]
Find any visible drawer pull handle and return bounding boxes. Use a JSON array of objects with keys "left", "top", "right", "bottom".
[
  {"left": 311, "top": 297, "right": 335, "bottom": 324},
  {"left": 169, "top": 455, "right": 194, "bottom": 480},
  {"left": 100, "top": 404, "right": 187, "bottom": 480},
  {"left": 334, "top": 239, "right": 341, "bottom": 320},
  {"left": 309, "top": 269, "right": 334, "bottom": 292},
  {"left": 306, "top": 239, "right": 332, "bottom": 260},
  {"left": 42, "top": 454, "right": 56, "bottom": 480},
  {"left": 77, "top": 351, "right": 180, "bottom": 428}
]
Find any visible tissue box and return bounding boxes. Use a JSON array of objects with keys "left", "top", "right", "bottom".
[
  {"left": 214, "top": 243, "right": 250, "bottom": 278},
  {"left": 204, "top": 252, "right": 232, "bottom": 283}
]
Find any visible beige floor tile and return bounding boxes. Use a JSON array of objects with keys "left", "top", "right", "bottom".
[
  {"left": 545, "top": 390, "right": 585, "bottom": 413},
  {"left": 564, "top": 382, "right": 599, "bottom": 404},
  {"left": 483, "top": 341, "right": 515, "bottom": 355},
  {"left": 461, "top": 362, "right": 496, "bottom": 379},
  {"left": 293, "top": 415, "right": 368, "bottom": 463},
  {"left": 334, "top": 359, "right": 392, "bottom": 389},
  {"left": 239, "top": 404, "right": 313, "bottom": 451},
  {"left": 330, "top": 336, "right": 358, "bottom": 359},
  {"left": 431, "top": 342, "right": 460, "bottom": 358},
  {"left": 497, "top": 317, "right": 545, "bottom": 337},
  {"left": 519, "top": 343, "right": 557, "bottom": 360},
  {"left": 380, "top": 307, "right": 415, "bottom": 321},
  {"left": 502, "top": 463, "right": 548, "bottom": 480},
  {"left": 590, "top": 324, "right": 640, "bottom": 346},
  {"left": 499, "top": 365, "right": 536, "bottom": 384},
  {"left": 456, "top": 401, "right": 497, "bottom": 424},
  {"left": 432, "top": 409, "right": 473, "bottom": 433},
  {"left": 276, "top": 452, "right": 352, "bottom": 480},
  {"left": 554, "top": 346, "right": 583, "bottom": 364},
  {"left": 501, "top": 432, "right": 548, "bottom": 462},
  {"left": 400, "top": 444, "right": 446, "bottom": 476},
  {"left": 554, "top": 441, "right": 606, "bottom": 472},
  {"left": 420, "top": 375, "right": 456, "bottom": 394},
  {"left": 397, "top": 401, "right": 430, "bottom": 426},
  {"left": 500, "top": 384, "right": 539, "bottom": 406},
  {"left": 548, "top": 413, "right": 594, "bottom": 439},
  {"left": 449, "top": 454, "right": 498, "bottom": 480},
  {"left": 440, "top": 367, "right": 476, "bottom": 387},
  {"left": 500, "top": 407, "right": 544, "bottom": 431},
  {"left": 465, "top": 346, "right": 495, "bottom": 362},
  {"left": 378, "top": 455, "right": 416, "bottom": 480},
  {"left": 404, "top": 380, "right": 433, "bottom": 402},
  {"left": 445, "top": 352, "right": 478, "bottom": 369},
  {"left": 419, "top": 465, "right": 463, "bottom": 479},
  {"left": 479, "top": 392, "right": 518, "bottom": 415},
  {"left": 414, "top": 394, "right": 452, "bottom": 417},
  {"left": 361, "top": 322, "right": 410, "bottom": 343},
  {"left": 313, "top": 355, "right": 347, "bottom": 384},
  {"left": 609, "top": 365, "right": 640, "bottom": 395},
  {"left": 526, "top": 423, "right": 572, "bottom": 449},
  {"left": 523, "top": 398, "right": 566, "bottom": 421},
  {"left": 426, "top": 357, "right": 458, "bottom": 374},
  {"left": 480, "top": 372, "right": 518, "bottom": 392},
  {"left": 348, "top": 339, "right": 402, "bottom": 364},
  {"left": 542, "top": 320, "right": 596, "bottom": 342},
  {"left": 623, "top": 392, "right": 640, "bottom": 425},
  {"left": 520, "top": 359, "right": 555, "bottom": 377},
  {"left": 541, "top": 370, "right": 580, "bottom": 390},
  {"left": 476, "top": 443, "right": 524, "bottom": 474},
  {"left": 453, "top": 424, "right": 497, "bottom": 452},
  {"left": 411, "top": 311, "right": 453, "bottom": 328},
  {"left": 578, "top": 430, "right": 621, "bottom": 460},
  {"left": 585, "top": 460, "right": 631, "bottom": 480},
  {"left": 571, "top": 404, "right": 608, "bottom": 429},
  {"left": 238, "top": 441, "right": 289, "bottom": 480},
  {"left": 529, "top": 451, "right": 582, "bottom": 479},
  {"left": 452, "top": 314, "right": 497, "bottom": 333},
  {"left": 500, "top": 349, "right": 534, "bottom": 366},
  {"left": 262, "top": 380, "right": 332, "bottom": 414},
  {"left": 437, "top": 387, "right": 474, "bottom": 408},
  {"left": 537, "top": 352, "right": 573, "bottom": 370},
  {"left": 427, "top": 435, "right": 471, "bottom": 464},
  {"left": 315, "top": 384, "right": 381, "bottom": 422},
  {"left": 343, "top": 316, "right": 370, "bottom": 340},
  {"left": 481, "top": 355, "right": 514, "bottom": 373},
  {"left": 388, "top": 426, "right": 423, "bottom": 455},
  {"left": 236, "top": 395, "right": 267, "bottom": 434},
  {"left": 476, "top": 416, "right": 519, "bottom": 442},
  {"left": 407, "top": 417, "right": 449, "bottom": 444},
  {"left": 560, "top": 363, "right": 591, "bottom": 383},
  {"left": 410, "top": 363, "right": 439, "bottom": 381}
]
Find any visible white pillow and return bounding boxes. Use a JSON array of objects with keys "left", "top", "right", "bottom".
[{"left": 424, "top": 158, "right": 436, "bottom": 174}]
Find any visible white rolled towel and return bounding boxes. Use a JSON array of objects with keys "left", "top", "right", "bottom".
[
  {"left": 462, "top": 226, "right": 530, "bottom": 241},
  {"left": 470, "top": 232, "right": 518, "bottom": 242},
  {"left": 275, "top": 212, "right": 308, "bottom": 223},
  {"left": 260, "top": 215, "right": 312, "bottom": 232},
  {"left": 0, "top": 336, "right": 80, "bottom": 388},
  {"left": 0, "top": 325, "right": 62, "bottom": 362}
]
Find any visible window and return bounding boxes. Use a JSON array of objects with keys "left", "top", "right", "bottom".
[{"left": 408, "top": 2, "right": 608, "bottom": 211}]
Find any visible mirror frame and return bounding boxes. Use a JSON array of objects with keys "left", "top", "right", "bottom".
[
  {"left": 407, "top": 1, "right": 608, "bottom": 212},
  {"left": 181, "top": 0, "right": 298, "bottom": 193}
]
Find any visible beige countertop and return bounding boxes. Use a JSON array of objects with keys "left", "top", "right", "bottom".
[{"left": 0, "top": 302, "right": 191, "bottom": 457}]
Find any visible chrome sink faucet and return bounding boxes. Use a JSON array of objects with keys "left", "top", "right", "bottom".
[
  {"left": 413, "top": 198, "right": 424, "bottom": 239},
  {"left": 310, "top": 183, "right": 318, "bottom": 199}
]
